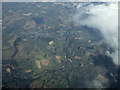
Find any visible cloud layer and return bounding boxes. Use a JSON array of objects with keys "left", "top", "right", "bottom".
[
  {"left": 73, "top": 3, "right": 118, "bottom": 65},
  {"left": 2, "top": 0, "right": 119, "bottom": 2}
]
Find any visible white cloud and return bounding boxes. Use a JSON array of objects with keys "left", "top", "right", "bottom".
[{"left": 73, "top": 3, "right": 118, "bottom": 65}]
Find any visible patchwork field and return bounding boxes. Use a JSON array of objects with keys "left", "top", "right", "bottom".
[{"left": 2, "top": 2, "right": 118, "bottom": 88}]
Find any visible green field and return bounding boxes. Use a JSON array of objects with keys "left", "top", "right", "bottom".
[{"left": 2, "top": 2, "right": 118, "bottom": 88}]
